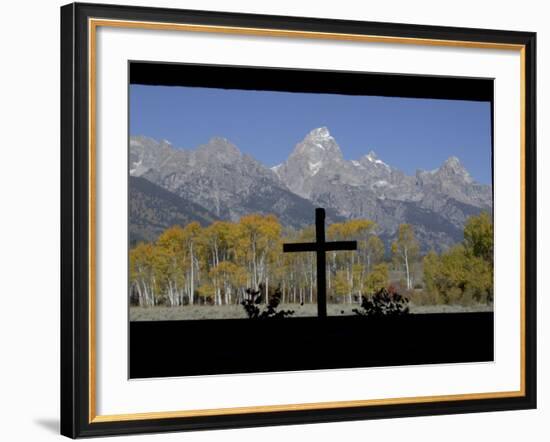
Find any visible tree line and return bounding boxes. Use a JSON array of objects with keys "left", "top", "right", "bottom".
[
  {"left": 422, "top": 211, "right": 493, "bottom": 305},
  {"left": 129, "top": 212, "right": 493, "bottom": 308}
]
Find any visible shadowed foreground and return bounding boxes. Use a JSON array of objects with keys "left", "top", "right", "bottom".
[{"left": 130, "top": 312, "right": 494, "bottom": 378}]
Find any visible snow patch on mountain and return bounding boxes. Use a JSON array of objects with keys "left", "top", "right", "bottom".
[
  {"left": 130, "top": 159, "right": 142, "bottom": 175},
  {"left": 306, "top": 126, "right": 332, "bottom": 140},
  {"left": 365, "top": 151, "right": 390, "bottom": 168},
  {"left": 308, "top": 161, "right": 323, "bottom": 176}
]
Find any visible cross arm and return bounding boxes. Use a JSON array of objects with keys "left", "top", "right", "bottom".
[{"left": 283, "top": 240, "right": 357, "bottom": 253}]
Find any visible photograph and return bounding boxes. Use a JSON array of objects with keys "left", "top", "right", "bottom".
[
  {"left": 129, "top": 76, "right": 494, "bottom": 321},
  {"left": 127, "top": 62, "right": 495, "bottom": 378}
]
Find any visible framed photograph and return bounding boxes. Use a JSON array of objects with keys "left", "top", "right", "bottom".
[{"left": 60, "top": 2, "right": 537, "bottom": 438}]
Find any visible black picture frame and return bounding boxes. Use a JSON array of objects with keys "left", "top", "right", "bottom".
[{"left": 61, "top": 2, "right": 537, "bottom": 438}]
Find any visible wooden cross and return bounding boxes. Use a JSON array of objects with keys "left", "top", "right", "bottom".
[{"left": 283, "top": 208, "right": 357, "bottom": 318}]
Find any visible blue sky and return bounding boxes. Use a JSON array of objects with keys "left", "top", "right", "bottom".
[{"left": 130, "top": 85, "right": 492, "bottom": 184}]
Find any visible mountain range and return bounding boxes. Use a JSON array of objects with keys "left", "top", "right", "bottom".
[{"left": 129, "top": 127, "right": 492, "bottom": 251}]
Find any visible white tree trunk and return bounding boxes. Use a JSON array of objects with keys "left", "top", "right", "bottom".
[
  {"left": 404, "top": 247, "right": 411, "bottom": 290},
  {"left": 189, "top": 243, "right": 194, "bottom": 305}
]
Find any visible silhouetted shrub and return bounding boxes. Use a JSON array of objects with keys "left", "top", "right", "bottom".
[
  {"left": 353, "top": 287, "right": 410, "bottom": 317},
  {"left": 241, "top": 287, "right": 295, "bottom": 319}
]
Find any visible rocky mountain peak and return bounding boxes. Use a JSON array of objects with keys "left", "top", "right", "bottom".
[
  {"left": 129, "top": 136, "right": 180, "bottom": 177},
  {"left": 271, "top": 128, "right": 345, "bottom": 198},
  {"left": 359, "top": 150, "right": 390, "bottom": 170},
  {"left": 130, "top": 135, "right": 162, "bottom": 150},
  {"left": 305, "top": 126, "right": 332, "bottom": 141},
  {"left": 196, "top": 137, "right": 242, "bottom": 162},
  {"left": 366, "top": 150, "right": 378, "bottom": 160},
  {"left": 292, "top": 127, "right": 343, "bottom": 161},
  {"left": 208, "top": 136, "right": 240, "bottom": 151},
  {"left": 438, "top": 156, "right": 472, "bottom": 182},
  {"left": 443, "top": 155, "right": 462, "bottom": 167}
]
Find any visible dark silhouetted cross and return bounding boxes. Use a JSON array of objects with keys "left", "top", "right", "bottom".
[{"left": 283, "top": 208, "right": 357, "bottom": 318}]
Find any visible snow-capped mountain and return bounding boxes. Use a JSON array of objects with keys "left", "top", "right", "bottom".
[
  {"left": 129, "top": 135, "right": 343, "bottom": 237},
  {"left": 130, "top": 127, "right": 492, "bottom": 251}
]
